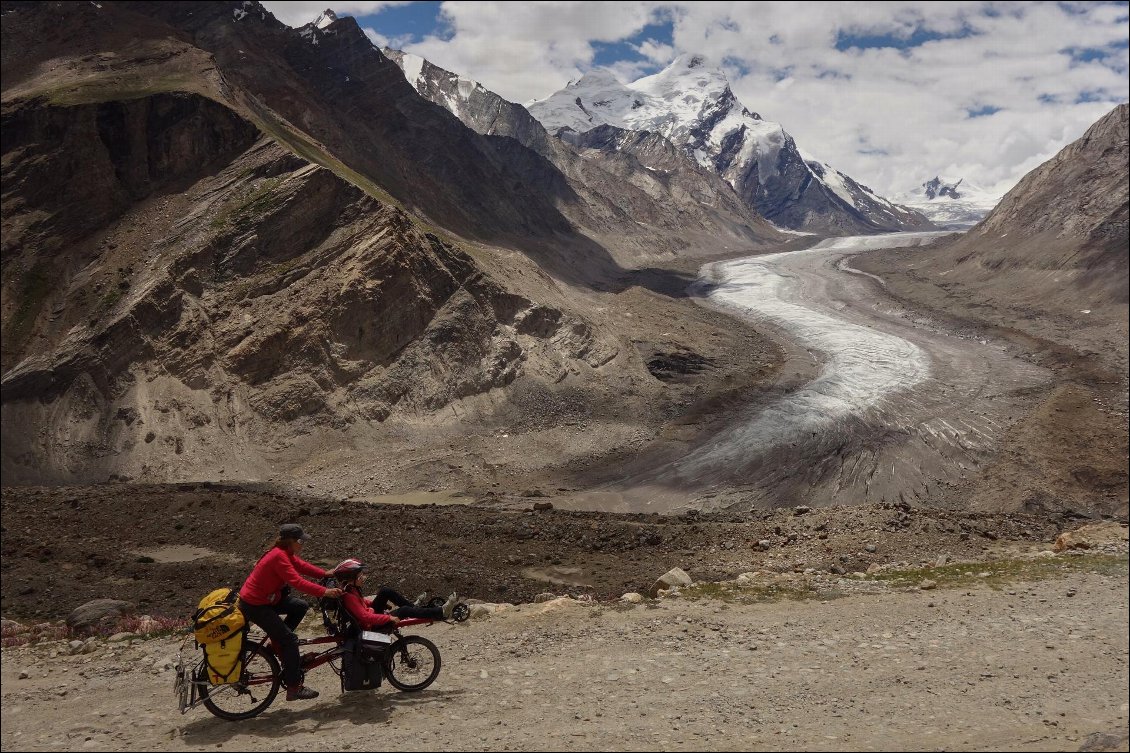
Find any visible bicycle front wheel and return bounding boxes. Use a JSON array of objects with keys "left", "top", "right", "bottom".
[
  {"left": 200, "top": 643, "right": 282, "bottom": 721},
  {"left": 383, "top": 635, "right": 441, "bottom": 692}
]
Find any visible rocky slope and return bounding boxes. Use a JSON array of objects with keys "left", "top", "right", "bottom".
[
  {"left": 529, "top": 54, "right": 934, "bottom": 235},
  {"left": 859, "top": 103, "right": 1129, "bottom": 374},
  {"left": 384, "top": 48, "right": 786, "bottom": 260},
  {"left": 966, "top": 104, "right": 1128, "bottom": 276},
  {"left": 0, "top": 107, "right": 615, "bottom": 483},
  {"left": 6, "top": 1, "right": 783, "bottom": 487}
]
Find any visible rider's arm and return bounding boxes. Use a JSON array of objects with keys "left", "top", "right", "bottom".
[
  {"left": 342, "top": 590, "right": 395, "bottom": 629},
  {"left": 278, "top": 552, "right": 328, "bottom": 598}
]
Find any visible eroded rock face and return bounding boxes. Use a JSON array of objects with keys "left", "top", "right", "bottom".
[
  {"left": 1, "top": 93, "right": 260, "bottom": 367},
  {"left": 0, "top": 95, "right": 613, "bottom": 484}
]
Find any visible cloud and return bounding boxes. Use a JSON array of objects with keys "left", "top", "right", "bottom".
[
  {"left": 401, "top": 1, "right": 666, "bottom": 104},
  {"left": 260, "top": 1, "right": 410, "bottom": 28},
  {"left": 362, "top": 26, "right": 415, "bottom": 50},
  {"left": 679, "top": 2, "right": 1129, "bottom": 195},
  {"left": 286, "top": 1, "right": 1129, "bottom": 198},
  {"left": 634, "top": 38, "right": 675, "bottom": 64}
]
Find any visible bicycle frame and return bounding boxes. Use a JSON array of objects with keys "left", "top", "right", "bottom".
[{"left": 249, "top": 617, "right": 436, "bottom": 683}]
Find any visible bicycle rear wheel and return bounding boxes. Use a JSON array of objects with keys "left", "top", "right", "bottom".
[
  {"left": 200, "top": 643, "right": 282, "bottom": 721},
  {"left": 383, "top": 635, "right": 441, "bottom": 692}
]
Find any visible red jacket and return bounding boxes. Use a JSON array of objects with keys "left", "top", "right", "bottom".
[
  {"left": 239, "top": 546, "right": 327, "bottom": 606},
  {"left": 341, "top": 588, "right": 396, "bottom": 629}
]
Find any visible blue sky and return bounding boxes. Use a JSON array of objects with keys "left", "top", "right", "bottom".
[{"left": 263, "top": 1, "right": 1129, "bottom": 198}]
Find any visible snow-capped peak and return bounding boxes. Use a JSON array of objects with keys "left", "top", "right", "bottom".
[
  {"left": 529, "top": 53, "right": 929, "bottom": 234},
  {"left": 632, "top": 53, "right": 732, "bottom": 105},
  {"left": 396, "top": 51, "right": 427, "bottom": 90},
  {"left": 571, "top": 69, "right": 622, "bottom": 89},
  {"left": 529, "top": 55, "right": 748, "bottom": 140},
  {"left": 312, "top": 9, "right": 338, "bottom": 29},
  {"left": 898, "top": 176, "right": 1001, "bottom": 228},
  {"left": 907, "top": 176, "right": 998, "bottom": 204},
  {"left": 384, "top": 49, "right": 487, "bottom": 121},
  {"left": 529, "top": 55, "right": 778, "bottom": 181}
]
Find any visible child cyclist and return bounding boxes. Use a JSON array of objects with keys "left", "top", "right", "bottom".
[{"left": 331, "top": 559, "right": 457, "bottom": 629}]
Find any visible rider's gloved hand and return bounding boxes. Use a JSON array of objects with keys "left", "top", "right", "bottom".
[{"left": 324, "top": 587, "right": 343, "bottom": 599}]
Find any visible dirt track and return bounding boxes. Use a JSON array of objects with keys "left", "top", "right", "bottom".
[{"left": 2, "top": 551, "right": 1127, "bottom": 752}]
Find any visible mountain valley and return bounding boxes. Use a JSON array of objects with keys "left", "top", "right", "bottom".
[{"left": 0, "top": 4, "right": 1127, "bottom": 748}]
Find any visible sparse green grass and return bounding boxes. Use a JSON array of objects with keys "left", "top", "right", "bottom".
[
  {"left": 863, "top": 553, "right": 1128, "bottom": 591},
  {"left": 676, "top": 553, "right": 1128, "bottom": 605},
  {"left": 244, "top": 97, "right": 400, "bottom": 208},
  {"left": 682, "top": 580, "right": 848, "bottom": 605},
  {"left": 96, "top": 269, "right": 132, "bottom": 314},
  {"left": 40, "top": 74, "right": 208, "bottom": 107},
  {"left": 2, "top": 262, "right": 53, "bottom": 355},
  {"left": 210, "top": 177, "right": 283, "bottom": 229}
]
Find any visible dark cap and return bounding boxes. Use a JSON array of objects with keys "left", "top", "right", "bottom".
[{"left": 279, "top": 523, "right": 309, "bottom": 542}]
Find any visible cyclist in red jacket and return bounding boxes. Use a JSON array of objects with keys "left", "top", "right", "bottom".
[{"left": 239, "top": 524, "right": 342, "bottom": 701}]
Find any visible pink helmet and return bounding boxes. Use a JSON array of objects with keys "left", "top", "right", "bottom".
[{"left": 332, "top": 558, "right": 365, "bottom": 580}]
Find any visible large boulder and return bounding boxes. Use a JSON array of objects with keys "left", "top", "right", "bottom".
[
  {"left": 1053, "top": 531, "right": 1092, "bottom": 552},
  {"left": 66, "top": 599, "right": 134, "bottom": 632},
  {"left": 649, "top": 567, "right": 692, "bottom": 597}
]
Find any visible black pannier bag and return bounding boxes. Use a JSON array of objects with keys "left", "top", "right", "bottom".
[{"left": 342, "top": 635, "right": 384, "bottom": 691}]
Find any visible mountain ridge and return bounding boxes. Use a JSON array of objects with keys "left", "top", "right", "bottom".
[
  {"left": 384, "top": 47, "right": 788, "bottom": 264},
  {"left": 857, "top": 102, "right": 1129, "bottom": 378}
]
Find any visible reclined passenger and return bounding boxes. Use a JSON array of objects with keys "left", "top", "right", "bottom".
[{"left": 331, "top": 558, "right": 457, "bottom": 629}]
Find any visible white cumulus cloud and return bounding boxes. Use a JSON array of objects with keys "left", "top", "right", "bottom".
[{"left": 266, "top": 1, "right": 1129, "bottom": 199}]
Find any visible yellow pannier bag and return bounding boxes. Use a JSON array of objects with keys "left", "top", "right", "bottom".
[
  {"left": 193, "top": 587, "right": 245, "bottom": 644},
  {"left": 202, "top": 633, "right": 245, "bottom": 685}
]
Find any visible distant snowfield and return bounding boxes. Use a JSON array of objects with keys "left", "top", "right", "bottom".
[{"left": 898, "top": 197, "right": 999, "bottom": 228}]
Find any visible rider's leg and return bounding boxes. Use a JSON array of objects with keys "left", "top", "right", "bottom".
[
  {"left": 391, "top": 592, "right": 458, "bottom": 620},
  {"left": 389, "top": 605, "right": 443, "bottom": 620},
  {"left": 370, "top": 587, "right": 412, "bottom": 611},
  {"left": 239, "top": 600, "right": 302, "bottom": 688},
  {"left": 277, "top": 593, "right": 310, "bottom": 632}
]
